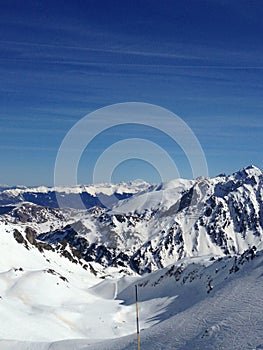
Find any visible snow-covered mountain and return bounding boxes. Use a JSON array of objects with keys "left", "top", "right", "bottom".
[
  {"left": 19, "top": 165, "right": 263, "bottom": 274},
  {"left": 0, "top": 166, "right": 263, "bottom": 349},
  {"left": 0, "top": 181, "right": 151, "bottom": 209}
]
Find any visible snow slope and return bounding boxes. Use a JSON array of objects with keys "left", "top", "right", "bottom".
[
  {"left": 0, "top": 222, "right": 134, "bottom": 342},
  {"left": 0, "top": 221, "right": 169, "bottom": 343},
  {"left": 0, "top": 247, "right": 262, "bottom": 349}
]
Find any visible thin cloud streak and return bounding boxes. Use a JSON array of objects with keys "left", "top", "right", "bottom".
[
  {"left": 0, "top": 127, "right": 66, "bottom": 134},
  {"left": 0, "top": 145, "right": 55, "bottom": 151},
  {"left": 0, "top": 39, "right": 198, "bottom": 60},
  {"left": 2, "top": 55, "right": 263, "bottom": 70}
]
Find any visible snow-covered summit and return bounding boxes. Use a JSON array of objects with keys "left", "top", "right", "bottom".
[{"left": 232, "top": 164, "right": 262, "bottom": 179}]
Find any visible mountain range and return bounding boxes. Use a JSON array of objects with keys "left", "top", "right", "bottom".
[{"left": 0, "top": 165, "right": 263, "bottom": 349}]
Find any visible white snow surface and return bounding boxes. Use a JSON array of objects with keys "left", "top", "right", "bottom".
[
  {"left": 111, "top": 178, "right": 194, "bottom": 214},
  {"left": 0, "top": 220, "right": 263, "bottom": 349},
  {"left": 0, "top": 222, "right": 140, "bottom": 342}
]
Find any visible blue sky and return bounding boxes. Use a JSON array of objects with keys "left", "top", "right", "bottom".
[{"left": 1, "top": 0, "right": 263, "bottom": 185}]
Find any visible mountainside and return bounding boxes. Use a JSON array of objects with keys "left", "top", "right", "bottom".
[
  {"left": 0, "top": 235, "right": 262, "bottom": 349},
  {"left": 24, "top": 165, "right": 263, "bottom": 274}
]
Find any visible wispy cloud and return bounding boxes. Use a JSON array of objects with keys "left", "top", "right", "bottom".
[
  {"left": 0, "top": 145, "right": 55, "bottom": 151},
  {"left": 1, "top": 37, "right": 263, "bottom": 70},
  {"left": 0, "top": 127, "right": 65, "bottom": 134}
]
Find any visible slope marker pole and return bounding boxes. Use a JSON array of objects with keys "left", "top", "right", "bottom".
[{"left": 135, "top": 284, "right": 141, "bottom": 350}]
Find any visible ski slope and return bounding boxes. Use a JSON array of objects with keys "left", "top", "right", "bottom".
[
  {"left": 1, "top": 253, "right": 262, "bottom": 350},
  {"left": 0, "top": 218, "right": 262, "bottom": 349}
]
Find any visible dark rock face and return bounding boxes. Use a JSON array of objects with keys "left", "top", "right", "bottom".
[
  {"left": 13, "top": 229, "right": 28, "bottom": 248},
  {"left": 25, "top": 227, "right": 37, "bottom": 245}
]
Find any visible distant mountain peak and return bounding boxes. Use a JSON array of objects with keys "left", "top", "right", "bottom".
[{"left": 233, "top": 164, "right": 262, "bottom": 178}]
